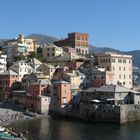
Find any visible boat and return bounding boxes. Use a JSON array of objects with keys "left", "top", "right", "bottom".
[
  {"left": 0, "top": 137, "right": 22, "bottom": 140},
  {"left": 0, "top": 127, "right": 5, "bottom": 132}
]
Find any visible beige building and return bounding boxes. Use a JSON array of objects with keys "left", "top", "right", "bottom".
[
  {"left": 17, "top": 34, "right": 37, "bottom": 53},
  {"left": 36, "top": 63, "right": 58, "bottom": 79},
  {"left": 97, "top": 52, "right": 132, "bottom": 89},
  {"left": 42, "top": 44, "right": 63, "bottom": 60}
]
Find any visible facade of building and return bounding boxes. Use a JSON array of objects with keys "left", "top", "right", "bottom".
[
  {"left": 36, "top": 63, "right": 57, "bottom": 79},
  {"left": 1, "top": 34, "right": 37, "bottom": 62},
  {"left": 9, "top": 60, "right": 33, "bottom": 80},
  {"left": 0, "top": 70, "right": 19, "bottom": 99},
  {"left": 63, "top": 70, "right": 90, "bottom": 90},
  {"left": 91, "top": 68, "right": 115, "bottom": 87},
  {"left": 63, "top": 46, "right": 76, "bottom": 54},
  {"left": 51, "top": 80, "right": 72, "bottom": 110},
  {"left": 17, "top": 34, "right": 37, "bottom": 53},
  {"left": 29, "top": 58, "right": 42, "bottom": 73},
  {"left": 42, "top": 44, "right": 63, "bottom": 60},
  {"left": 26, "top": 79, "right": 51, "bottom": 113},
  {"left": 0, "top": 52, "right": 7, "bottom": 73},
  {"left": 81, "top": 84, "right": 140, "bottom": 105},
  {"left": 46, "top": 52, "right": 81, "bottom": 66},
  {"left": 97, "top": 52, "right": 133, "bottom": 89},
  {"left": 54, "top": 32, "right": 89, "bottom": 55}
]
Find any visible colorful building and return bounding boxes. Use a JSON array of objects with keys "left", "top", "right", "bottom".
[
  {"left": 54, "top": 32, "right": 89, "bottom": 55},
  {"left": 97, "top": 52, "right": 133, "bottom": 89},
  {"left": 26, "top": 79, "right": 51, "bottom": 113},
  {"left": 42, "top": 44, "right": 63, "bottom": 60},
  {"left": 91, "top": 68, "right": 115, "bottom": 87},
  {"left": 0, "top": 70, "right": 19, "bottom": 99},
  {"left": 51, "top": 80, "right": 72, "bottom": 110},
  {"left": 9, "top": 60, "right": 34, "bottom": 80}
]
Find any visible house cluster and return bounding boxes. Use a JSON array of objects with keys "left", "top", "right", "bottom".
[{"left": 0, "top": 32, "right": 139, "bottom": 115}]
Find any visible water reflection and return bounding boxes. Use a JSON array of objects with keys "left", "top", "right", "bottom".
[{"left": 9, "top": 118, "right": 140, "bottom": 140}]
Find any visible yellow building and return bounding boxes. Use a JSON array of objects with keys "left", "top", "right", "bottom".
[
  {"left": 42, "top": 44, "right": 63, "bottom": 60},
  {"left": 17, "top": 34, "right": 37, "bottom": 53}
]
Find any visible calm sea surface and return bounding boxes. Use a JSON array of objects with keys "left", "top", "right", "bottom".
[{"left": 9, "top": 117, "right": 140, "bottom": 140}]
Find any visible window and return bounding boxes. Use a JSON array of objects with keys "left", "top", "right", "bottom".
[
  {"left": 124, "top": 67, "right": 126, "bottom": 71},
  {"left": 47, "top": 53, "right": 49, "bottom": 56},
  {"left": 124, "top": 74, "right": 126, "bottom": 79},
  {"left": 118, "top": 59, "right": 122, "bottom": 63},
  {"left": 112, "top": 66, "right": 115, "bottom": 71},
  {"left": 112, "top": 59, "right": 115, "bottom": 63},
  {"left": 64, "top": 90, "right": 66, "bottom": 94},
  {"left": 100, "top": 59, "right": 102, "bottom": 63},
  {"left": 123, "top": 60, "right": 126, "bottom": 63},
  {"left": 5, "top": 87, "right": 7, "bottom": 91},
  {"left": 119, "top": 67, "right": 121, "bottom": 71},
  {"left": 107, "top": 66, "right": 109, "bottom": 70},
  {"left": 129, "top": 74, "right": 131, "bottom": 79},
  {"left": 119, "top": 75, "right": 121, "bottom": 79}
]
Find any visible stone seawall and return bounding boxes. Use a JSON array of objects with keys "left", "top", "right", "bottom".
[
  {"left": 50, "top": 104, "right": 140, "bottom": 123},
  {"left": 120, "top": 105, "right": 140, "bottom": 123},
  {"left": 50, "top": 104, "right": 121, "bottom": 123}
]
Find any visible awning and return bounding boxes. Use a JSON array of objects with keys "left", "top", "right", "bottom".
[
  {"left": 106, "top": 98, "right": 115, "bottom": 101},
  {"left": 91, "top": 99, "right": 100, "bottom": 103}
]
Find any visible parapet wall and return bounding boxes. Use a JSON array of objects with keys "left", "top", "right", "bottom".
[{"left": 120, "top": 105, "right": 140, "bottom": 123}]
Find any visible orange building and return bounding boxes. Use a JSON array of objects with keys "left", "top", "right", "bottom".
[
  {"left": 51, "top": 80, "right": 72, "bottom": 110},
  {"left": 54, "top": 32, "right": 89, "bottom": 55}
]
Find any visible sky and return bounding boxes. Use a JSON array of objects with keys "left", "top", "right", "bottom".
[{"left": 0, "top": 0, "right": 140, "bottom": 51}]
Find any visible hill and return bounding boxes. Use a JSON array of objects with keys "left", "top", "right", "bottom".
[
  {"left": 28, "top": 34, "right": 59, "bottom": 45},
  {"left": 0, "top": 33, "right": 140, "bottom": 68}
]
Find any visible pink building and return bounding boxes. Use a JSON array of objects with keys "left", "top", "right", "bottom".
[
  {"left": 26, "top": 79, "right": 51, "bottom": 111},
  {"left": 91, "top": 68, "right": 114, "bottom": 87},
  {"left": 0, "top": 70, "right": 19, "bottom": 99},
  {"left": 51, "top": 80, "right": 72, "bottom": 110}
]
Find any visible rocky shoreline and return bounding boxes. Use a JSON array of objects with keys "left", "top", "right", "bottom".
[{"left": 0, "top": 100, "right": 48, "bottom": 127}]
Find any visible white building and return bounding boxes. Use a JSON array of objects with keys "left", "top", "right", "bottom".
[
  {"left": 97, "top": 52, "right": 132, "bottom": 89},
  {"left": 0, "top": 52, "right": 7, "bottom": 73},
  {"left": 9, "top": 60, "right": 33, "bottom": 80},
  {"left": 29, "top": 58, "right": 42, "bottom": 73}
]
